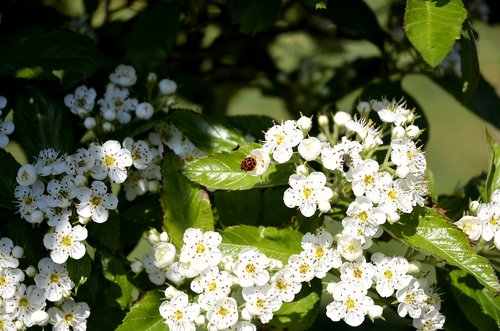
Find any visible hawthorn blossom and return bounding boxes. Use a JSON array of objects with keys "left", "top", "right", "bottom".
[
  {"left": 262, "top": 120, "right": 303, "bottom": 163},
  {"left": 190, "top": 266, "right": 233, "bottom": 310},
  {"left": 34, "top": 257, "right": 74, "bottom": 302},
  {"left": 321, "top": 138, "right": 363, "bottom": 173},
  {"left": 283, "top": 172, "right": 333, "bottom": 217},
  {"left": 241, "top": 285, "right": 282, "bottom": 323},
  {"left": 396, "top": 278, "right": 428, "bottom": 318},
  {"left": 0, "top": 267, "right": 25, "bottom": 299},
  {"left": 43, "top": 219, "right": 88, "bottom": 264},
  {"left": 159, "top": 292, "right": 200, "bottom": 331},
  {"left": 371, "top": 252, "right": 412, "bottom": 297},
  {"left": 391, "top": 138, "right": 426, "bottom": 176},
  {"left": 91, "top": 140, "right": 133, "bottom": 183},
  {"left": 64, "top": 85, "right": 96, "bottom": 117},
  {"left": 342, "top": 196, "right": 386, "bottom": 240},
  {"left": 0, "top": 237, "right": 19, "bottom": 269},
  {"left": 300, "top": 231, "right": 342, "bottom": 278},
  {"left": 123, "top": 138, "right": 153, "bottom": 170},
  {"left": 372, "top": 97, "right": 411, "bottom": 126},
  {"left": 413, "top": 309, "right": 446, "bottom": 331},
  {"left": 339, "top": 257, "right": 375, "bottom": 291},
  {"left": 350, "top": 160, "right": 392, "bottom": 202},
  {"left": 47, "top": 299, "right": 90, "bottom": 331},
  {"left": 206, "top": 297, "right": 239, "bottom": 331},
  {"left": 179, "top": 229, "right": 222, "bottom": 275},
  {"left": 109, "top": 64, "right": 137, "bottom": 87},
  {"left": 285, "top": 254, "right": 315, "bottom": 283},
  {"left": 76, "top": 181, "right": 118, "bottom": 223},
  {"left": 269, "top": 269, "right": 302, "bottom": 302},
  {"left": 232, "top": 248, "right": 270, "bottom": 287},
  {"left": 3, "top": 284, "right": 46, "bottom": 327}
]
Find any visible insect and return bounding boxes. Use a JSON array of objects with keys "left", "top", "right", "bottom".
[
  {"left": 340, "top": 153, "right": 353, "bottom": 173},
  {"left": 240, "top": 156, "right": 257, "bottom": 172}
]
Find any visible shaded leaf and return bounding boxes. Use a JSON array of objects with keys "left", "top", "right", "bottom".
[
  {"left": 0, "top": 150, "right": 20, "bottom": 210},
  {"left": 485, "top": 131, "right": 500, "bottom": 202},
  {"left": 214, "top": 190, "right": 261, "bottom": 227},
  {"left": 116, "top": 291, "right": 164, "bottom": 331},
  {"left": 460, "top": 21, "right": 480, "bottom": 103},
  {"left": 268, "top": 278, "right": 322, "bottom": 331},
  {"left": 230, "top": 0, "right": 282, "bottom": 35},
  {"left": 182, "top": 143, "right": 294, "bottom": 191},
  {"left": 385, "top": 207, "right": 500, "bottom": 293},
  {"left": 67, "top": 254, "right": 92, "bottom": 290},
  {"left": 14, "top": 85, "right": 75, "bottom": 160},
  {"left": 170, "top": 109, "right": 247, "bottom": 153},
  {"left": 404, "top": 0, "right": 467, "bottom": 67},
  {"left": 226, "top": 114, "right": 275, "bottom": 142},
  {"left": 101, "top": 253, "right": 139, "bottom": 310},
  {"left": 161, "top": 153, "right": 214, "bottom": 248},
  {"left": 219, "top": 225, "right": 303, "bottom": 263}
]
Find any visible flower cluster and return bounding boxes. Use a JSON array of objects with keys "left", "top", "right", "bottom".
[
  {"left": 0, "top": 96, "right": 15, "bottom": 148},
  {"left": 64, "top": 65, "right": 178, "bottom": 132},
  {"left": 455, "top": 189, "right": 500, "bottom": 250},
  {"left": 0, "top": 237, "right": 90, "bottom": 330}
]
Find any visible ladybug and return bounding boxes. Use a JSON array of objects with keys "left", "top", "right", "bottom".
[{"left": 240, "top": 156, "right": 257, "bottom": 172}]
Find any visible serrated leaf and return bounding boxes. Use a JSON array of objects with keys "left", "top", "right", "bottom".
[
  {"left": 385, "top": 207, "right": 500, "bottom": 293},
  {"left": 67, "top": 254, "right": 91, "bottom": 289},
  {"left": 404, "top": 0, "right": 467, "bottom": 67},
  {"left": 0, "top": 150, "right": 20, "bottom": 209},
  {"left": 485, "top": 132, "right": 500, "bottom": 202},
  {"left": 182, "top": 143, "right": 294, "bottom": 191},
  {"left": 268, "top": 278, "right": 322, "bottom": 331},
  {"left": 170, "top": 109, "right": 247, "bottom": 153},
  {"left": 14, "top": 85, "right": 75, "bottom": 160},
  {"left": 126, "top": 1, "right": 180, "bottom": 72},
  {"left": 460, "top": 21, "right": 480, "bottom": 103},
  {"left": 230, "top": 0, "right": 281, "bottom": 35},
  {"left": 0, "top": 30, "right": 103, "bottom": 77},
  {"left": 116, "top": 291, "right": 164, "bottom": 331},
  {"left": 161, "top": 153, "right": 214, "bottom": 248},
  {"left": 219, "top": 225, "right": 303, "bottom": 264}
]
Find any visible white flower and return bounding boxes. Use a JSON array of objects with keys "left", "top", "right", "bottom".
[
  {"left": 298, "top": 137, "right": 322, "bottom": 161},
  {"left": 342, "top": 197, "right": 386, "bottom": 240},
  {"left": 16, "top": 164, "right": 38, "bottom": 186},
  {"left": 300, "top": 231, "right": 342, "bottom": 278},
  {"left": 400, "top": 173, "right": 428, "bottom": 207},
  {"left": 109, "top": 64, "right": 137, "bottom": 87},
  {"left": 159, "top": 292, "right": 200, "bottom": 331},
  {"left": 283, "top": 172, "right": 333, "bottom": 217},
  {"left": 34, "top": 257, "right": 74, "bottom": 302},
  {"left": 356, "top": 101, "right": 371, "bottom": 115},
  {"left": 206, "top": 297, "right": 239, "bottom": 331},
  {"left": 0, "top": 267, "right": 25, "bottom": 299},
  {"left": 0, "top": 119, "right": 14, "bottom": 148},
  {"left": 232, "top": 248, "right": 270, "bottom": 287},
  {"left": 326, "top": 282, "right": 377, "bottom": 327},
  {"left": 43, "top": 220, "right": 88, "bottom": 264},
  {"left": 413, "top": 309, "right": 446, "bottom": 331},
  {"left": 98, "top": 84, "right": 138, "bottom": 124},
  {"left": 64, "top": 85, "right": 96, "bottom": 117},
  {"left": 336, "top": 234, "right": 363, "bottom": 261},
  {"left": 371, "top": 252, "right": 412, "bottom": 297},
  {"left": 123, "top": 138, "right": 153, "bottom": 170},
  {"left": 0, "top": 96, "right": 6, "bottom": 110},
  {"left": 396, "top": 278, "right": 427, "bottom": 318},
  {"left": 83, "top": 116, "right": 96, "bottom": 129},
  {"left": 0, "top": 314, "right": 15, "bottom": 331},
  {"left": 285, "top": 254, "right": 315, "bottom": 283},
  {"left": 345, "top": 117, "right": 382, "bottom": 149},
  {"left": 242, "top": 285, "right": 282, "bottom": 323},
  {"left": 454, "top": 215, "right": 482, "bottom": 241},
  {"left": 297, "top": 116, "right": 312, "bottom": 134},
  {"left": 372, "top": 97, "right": 411, "bottom": 125},
  {"left": 76, "top": 181, "right": 118, "bottom": 223},
  {"left": 477, "top": 203, "right": 500, "bottom": 242},
  {"left": 15, "top": 180, "right": 45, "bottom": 223},
  {"left": 350, "top": 160, "right": 392, "bottom": 203},
  {"left": 262, "top": 120, "right": 303, "bottom": 163},
  {"left": 177, "top": 139, "right": 206, "bottom": 163},
  {"left": 34, "top": 149, "right": 67, "bottom": 177},
  {"left": 333, "top": 111, "right": 351, "bottom": 126},
  {"left": 320, "top": 138, "right": 363, "bottom": 173},
  {"left": 4, "top": 284, "right": 46, "bottom": 327},
  {"left": 391, "top": 138, "right": 426, "bottom": 175},
  {"left": 45, "top": 176, "right": 78, "bottom": 209},
  {"left": 340, "top": 257, "right": 374, "bottom": 290},
  {"left": 159, "top": 79, "right": 178, "bottom": 95},
  {"left": 47, "top": 299, "right": 90, "bottom": 331},
  {"left": 142, "top": 252, "right": 167, "bottom": 285},
  {"left": 136, "top": 102, "right": 154, "bottom": 120},
  {"left": 91, "top": 140, "right": 133, "bottom": 183},
  {"left": 179, "top": 229, "right": 222, "bottom": 275},
  {"left": 190, "top": 266, "right": 233, "bottom": 310},
  {"left": 0, "top": 237, "right": 20, "bottom": 269},
  {"left": 153, "top": 242, "right": 176, "bottom": 269},
  {"left": 241, "top": 149, "right": 271, "bottom": 176},
  {"left": 379, "top": 179, "right": 413, "bottom": 222},
  {"left": 269, "top": 269, "right": 302, "bottom": 302}
]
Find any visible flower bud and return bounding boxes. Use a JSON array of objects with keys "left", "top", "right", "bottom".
[
  {"left": 159, "top": 231, "right": 169, "bottom": 242},
  {"left": 147, "top": 229, "right": 161, "bottom": 244},
  {"left": 136, "top": 102, "right": 154, "bottom": 120},
  {"left": 356, "top": 101, "right": 371, "bottom": 115},
  {"left": 159, "top": 79, "right": 177, "bottom": 95},
  {"left": 333, "top": 111, "right": 351, "bottom": 126},
  {"left": 298, "top": 137, "right": 322, "bottom": 161},
  {"left": 12, "top": 246, "right": 24, "bottom": 259},
  {"left": 408, "top": 261, "right": 421, "bottom": 274},
  {"left": 318, "top": 115, "right": 329, "bottom": 127},
  {"left": 297, "top": 116, "right": 312, "bottom": 134},
  {"left": 83, "top": 117, "right": 96, "bottom": 129},
  {"left": 368, "top": 305, "right": 383, "bottom": 320},
  {"left": 406, "top": 125, "right": 420, "bottom": 138},
  {"left": 130, "top": 261, "right": 144, "bottom": 273},
  {"left": 295, "top": 164, "right": 309, "bottom": 176},
  {"left": 469, "top": 200, "right": 480, "bottom": 214},
  {"left": 16, "top": 164, "right": 37, "bottom": 186},
  {"left": 26, "top": 265, "right": 37, "bottom": 277},
  {"left": 31, "top": 310, "right": 49, "bottom": 326},
  {"left": 392, "top": 126, "right": 405, "bottom": 139}
]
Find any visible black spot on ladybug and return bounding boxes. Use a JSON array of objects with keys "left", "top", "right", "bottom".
[{"left": 240, "top": 156, "right": 257, "bottom": 172}]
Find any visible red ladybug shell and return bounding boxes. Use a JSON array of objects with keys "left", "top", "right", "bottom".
[{"left": 240, "top": 156, "right": 257, "bottom": 171}]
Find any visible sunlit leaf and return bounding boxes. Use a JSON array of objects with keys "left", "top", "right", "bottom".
[
  {"left": 386, "top": 207, "right": 500, "bottom": 293},
  {"left": 404, "top": 0, "right": 467, "bottom": 67},
  {"left": 116, "top": 291, "right": 164, "bottom": 331},
  {"left": 219, "top": 225, "right": 303, "bottom": 264},
  {"left": 486, "top": 132, "right": 500, "bottom": 202},
  {"left": 161, "top": 153, "right": 214, "bottom": 248},
  {"left": 182, "top": 144, "right": 294, "bottom": 191},
  {"left": 460, "top": 21, "right": 480, "bottom": 103}
]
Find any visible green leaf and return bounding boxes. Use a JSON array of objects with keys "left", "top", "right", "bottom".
[
  {"left": 182, "top": 143, "right": 294, "bottom": 191},
  {"left": 261, "top": 187, "right": 297, "bottom": 227},
  {"left": 116, "top": 291, "right": 165, "bottom": 331},
  {"left": 219, "top": 225, "right": 303, "bottom": 264},
  {"left": 230, "top": 0, "right": 282, "bottom": 35},
  {"left": 14, "top": 85, "right": 75, "bottom": 160},
  {"left": 0, "top": 150, "right": 20, "bottom": 210},
  {"left": 460, "top": 21, "right": 480, "bottom": 103},
  {"left": 268, "top": 278, "right": 322, "bottom": 330},
  {"left": 302, "top": 0, "right": 329, "bottom": 9},
  {"left": 161, "top": 153, "right": 215, "bottom": 248},
  {"left": 226, "top": 114, "right": 275, "bottom": 142},
  {"left": 170, "top": 109, "right": 247, "bottom": 154},
  {"left": 88, "top": 214, "right": 121, "bottom": 251},
  {"left": 67, "top": 254, "right": 92, "bottom": 290},
  {"left": 126, "top": 1, "right": 180, "bottom": 72},
  {"left": 0, "top": 30, "right": 103, "bottom": 77},
  {"left": 101, "top": 253, "right": 139, "bottom": 310},
  {"left": 486, "top": 132, "right": 500, "bottom": 202},
  {"left": 385, "top": 207, "right": 500, "bottom": 293},
  {"left": 439, "top": 268, "right": 500, "bottom": 329},
  {"left": 214, "top": 190, "right": 262, "bottom": 226},
  {"left": 404, "top": 0, "right": 467, "bottom": 67}
]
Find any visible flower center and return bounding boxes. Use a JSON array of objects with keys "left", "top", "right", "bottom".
[
  {"left": 406, "top": 150, "right": 414, "bottom": 160},
  {"left": 196, "top": 244, "right": 206, "bottom": 254},
  {"left": 0, "top": 277, "right": 6, "bottom": 286},
  {"left": 104, "top": 155, "right": 115, "bottom": 166},
  {"left": 275, "top": 135, "right": 285, "bottom": 145},
  {"left": 364, "top": 175, "right": 374, "bottom": 186},
  {"left": 357, "top": 211, "right": 368, "bottom": 222},
  {"left": 61, "top": 236, "right": 73, "bottom": 247},
  {"left": 218, "top": 306, "right": 228, "bottom": 316},
  {"left": 76, "top": 98, "right": 87, "bottom": 108},
  {"left": 299, "top": 263, "right": 309, "bottom": 274},
  {"left": 303, "top": 187, "right": 313, "bottom": 199},
  {"left": 131, "top": 150, "right": 141, "bottom": 161},
  {"left": 50, "top": 273, "right": 60, "bottom": 284},
  {"left": 384, "top": 269, "right": 393, "bottom": 279},
  {"left": 64, "top": 313, "right": 74, "bottom": 324},
  {"left": 0, "top": 321, "right": 4, "bottom": 328},
  {"left": 174, "top": 310, "right": 183, "bottom": 321},
  {"left": 208, "top": 282, "right": 217, "bottom": 292},
  {"left": 256, "top": 298, "right": 265, "bottom": 309},
  {"left": 114, "top": 99, "right": 124, "bottom": 108},
  {"left": 489, "top": 216, "right": 498, "bottom": 226},
  {"left": 405, "top": 293, "right": 415, "bottom": 303},
  {"left": 19, "top": 297, "right": 29, "bottom": 307},
  {"left": 245, "top": 264, "right": 256, "bottom": 273},
  {"left": 388, "top": 189, "right": 397, "bottom": 201},
  {"left": 90, "top": 196, "right": 101, "bottom": 206},
  {"left": 315, "top": 247, "right": 324, "bottom": 259},
  {"left": 353, "top": 267, "right": 363, "bottom": 278},
  {"left": 345, "top": 297, "right": 356, "bottom": 309},
  {"left": 276, "top": 279, "right": 287, "bottom": 291}
]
